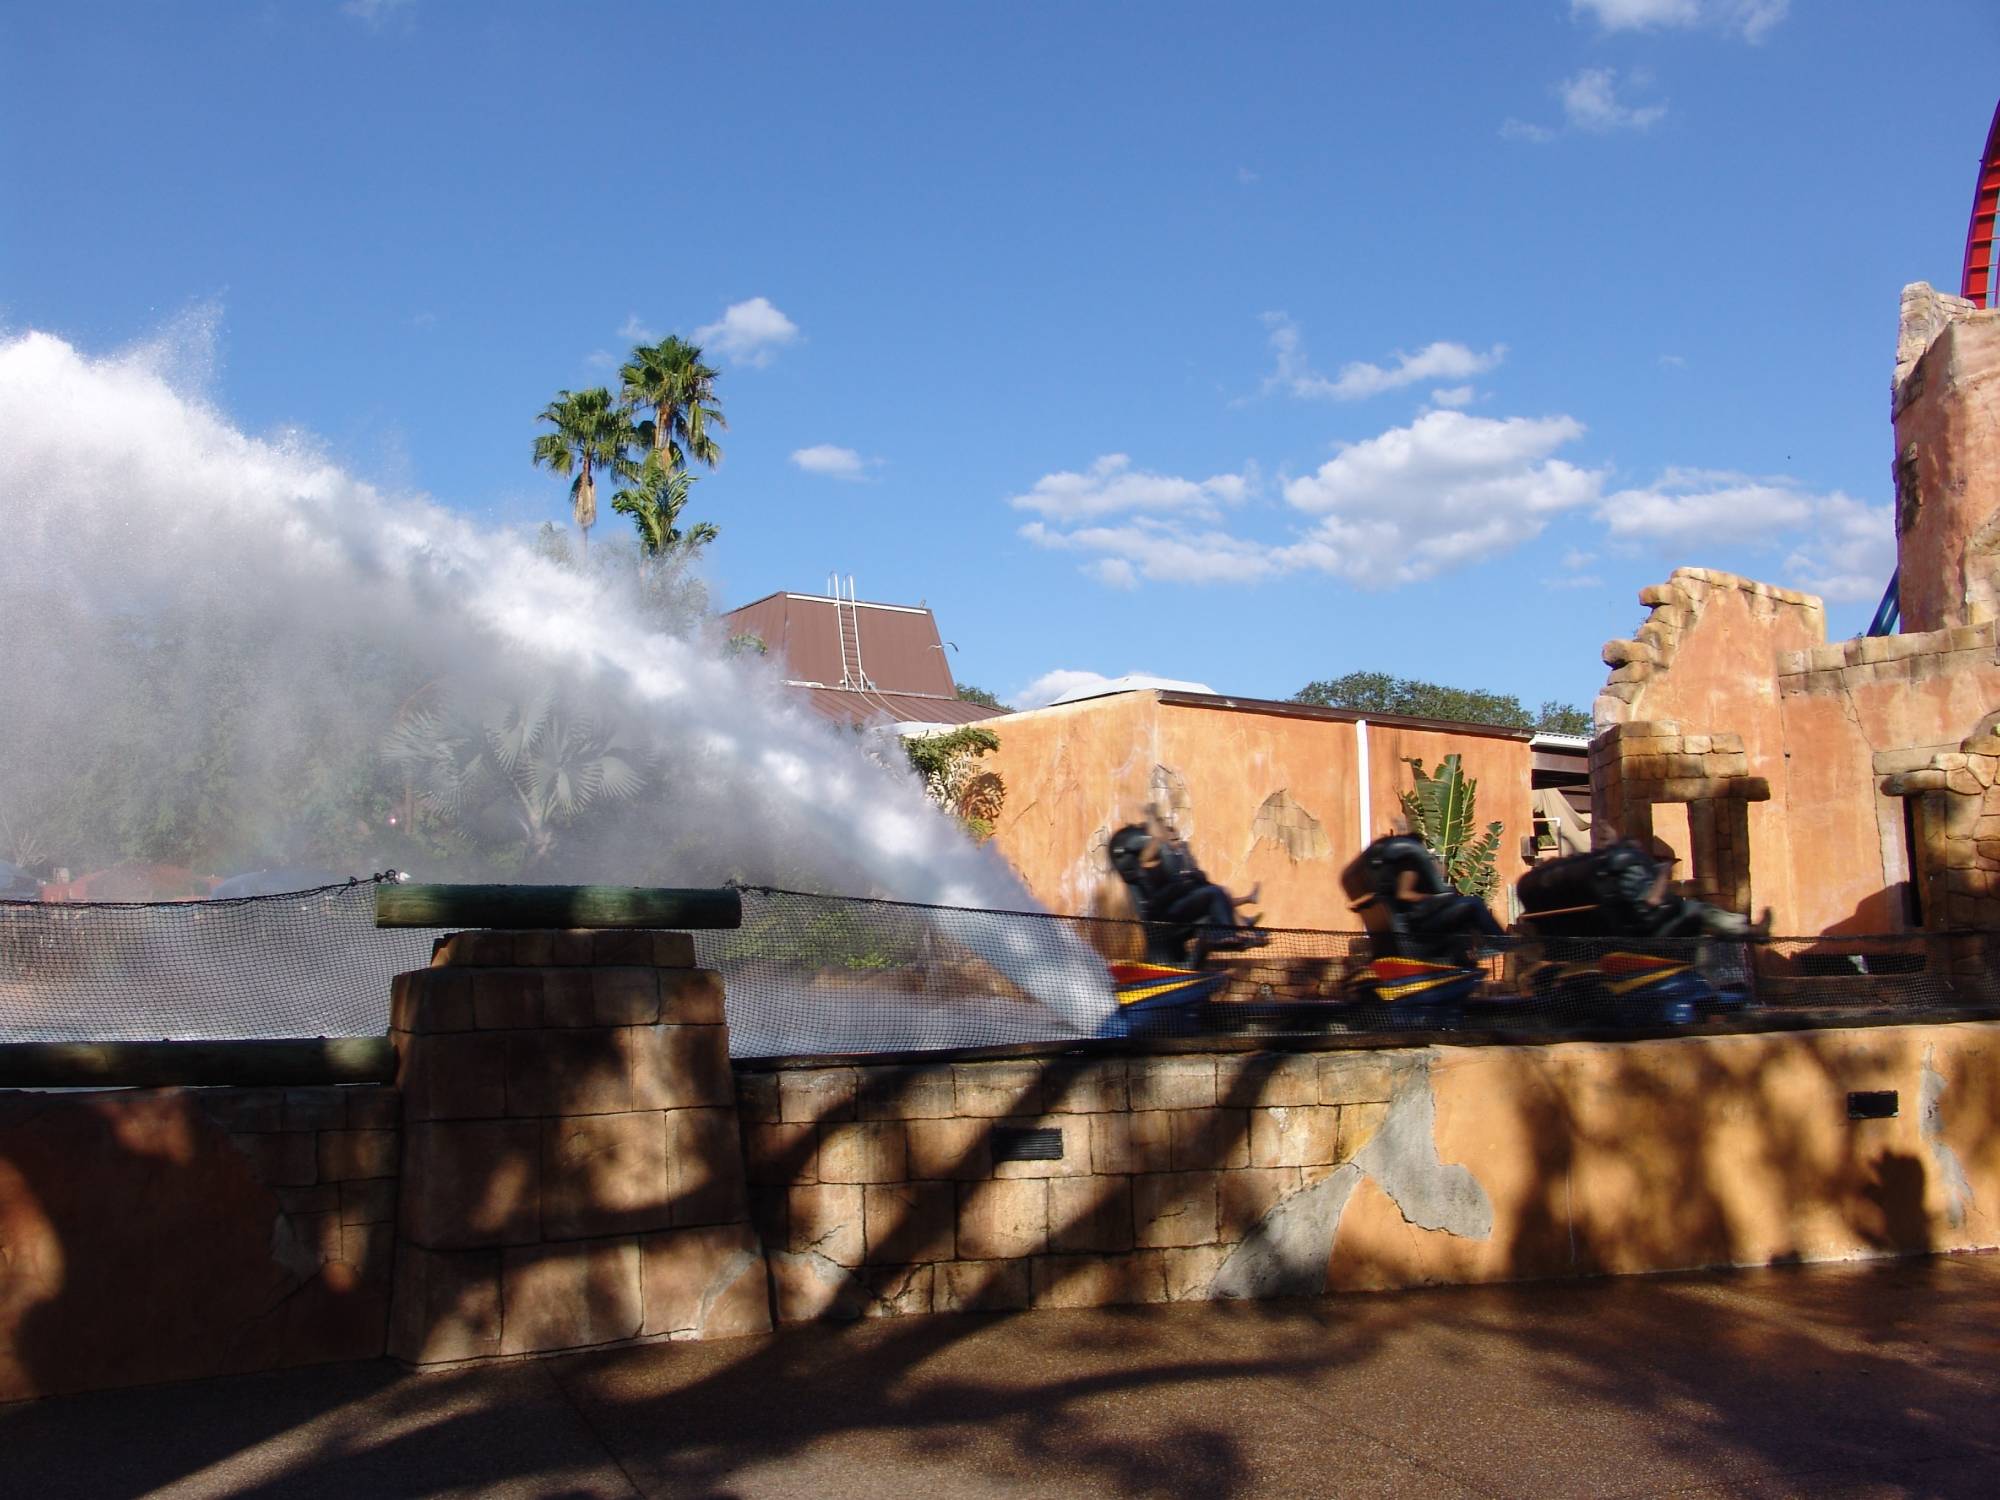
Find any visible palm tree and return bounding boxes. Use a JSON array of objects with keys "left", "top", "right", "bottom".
[
  {"left": 618, "top": 336, "right": 726, "bottom": 471},
  {"left": 531, "top": 387, "right": 637, "bottom": 555},
  {"left": 382, "top": 689, "right": 648, "bottom": 871},
  {"left": 611, "top": 453, "right": 720, "bottom": 563}
]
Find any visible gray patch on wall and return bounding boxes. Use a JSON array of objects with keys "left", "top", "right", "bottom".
[
  {"left": 1920, "top": 1043, "right": 1973, "bottom": 1231},
  {"left": 1211, "top": 1165, "right": 1363, "bottom": 1300},
  {"left": 1250, "top": 789, "right": 1331, "bottom": 862},
  {"left": 1354, "top": 1061, "right": 1494, "bottom": 1240},
  {"left": 1208, "top": 1054, "right": 1491, "bottom": 1300}
]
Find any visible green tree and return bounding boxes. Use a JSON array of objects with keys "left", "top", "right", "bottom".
[
  {"left": 1292, "top": 671, "right": 1589, "bottom": 735},
  {"left": 382, "top": 689, "right": 648, "bottom": 873},
  {"left": 619, "top": 336, "right": 725, "bottom": 471},
  {"left": 531, "top": 387, "right": 637, "bottom": 556},
  {"left": 954, "top": 684, "right": 1012, "bottom": 712},
  {"left": 1535, "top": 700, "right": 1593, "bottom": 735},
  {"left": 611, "top": 453, "right": 719, "bottom": 562},
  {"left": 1399, "top": 754, "right": 1502, "bottom": 898}
]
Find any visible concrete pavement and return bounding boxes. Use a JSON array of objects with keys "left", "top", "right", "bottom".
[{"left": 5, "top": 1253, "right": 1998, "bottom": 1498}]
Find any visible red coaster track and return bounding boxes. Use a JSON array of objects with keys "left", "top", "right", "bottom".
[{"left": 1965, "top": 99, "right": 2000, "bottom": 307}]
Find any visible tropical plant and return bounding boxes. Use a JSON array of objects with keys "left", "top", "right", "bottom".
[
  {"left": 382, "top": 689, "right": 649, "bottom": 871},
  {"left": 1399, "top": 754, "right": 1502, "bottom": 898},
  {"left": 619, "top": 336, "right": 726, "bottom": 471},
  {"left": 902, "top": 725, "right": 1006, "bottom": 841},
  {"left": 610, "top": 452, "right": 719, "bottom": 562},
  {"left": 531, "top": 387, "right": 638, "bottom": 555}
]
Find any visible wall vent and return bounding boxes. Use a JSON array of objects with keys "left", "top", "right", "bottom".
[
  {"left": 1847, "top": 1090, "right": 1898, "bottom": 1120},
  {"left": 993, "top": 1127, "right": 1063, "bottom": 1163}
]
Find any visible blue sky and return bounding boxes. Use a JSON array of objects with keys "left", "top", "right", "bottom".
[{"left": 5, "top": 1, "right": 1996, "bottom": 713}]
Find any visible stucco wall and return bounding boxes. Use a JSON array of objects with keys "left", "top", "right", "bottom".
[
  {"left": 986, "top": 693, "right": 1534, "bottom": 928},
  {"left": 0, "top": 1084, "right": 398, "bottom": 1403},
  {"left": 1892, "top": 291, "right": 2000, "bottom": 635},
  {"left": 737, "top": 1020, "right": 2000, "bottom": 1321}
]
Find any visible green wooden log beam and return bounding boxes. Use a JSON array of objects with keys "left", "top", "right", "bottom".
[
  {"left": 0, "top": 1037, "right": 396, "bottom": 1090},
  {"left": 375, "top": 883, "right": 742, "bottom": 931}
]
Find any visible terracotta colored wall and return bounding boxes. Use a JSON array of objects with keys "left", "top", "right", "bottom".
[
  {"left": 1892, "top": 304, "right": 2000, "bottom": 635},
  {"left": 736, "top": 1020, "right": 2000, "bottom": 1322},
  {"left": 0, "top": 1084, "right": 398, "bottom": 1403},
  {"left": 986, "top": 693, "right": 1533, "bottom": 929}
]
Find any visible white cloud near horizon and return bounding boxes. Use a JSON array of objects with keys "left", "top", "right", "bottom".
[
  {"left": 1008, "top": 453, "right": 1254, "bottom": 523},
  {"left": 1430, "top": 385, "right": 1476, "bottom": 408},
  {"left": 618, "top": 313, "right": 658, "bottom": 343},
  {"left": 1013, "top": 667, "right": 1213, "bottom": 708},
  {"left": 1260, "top": 314, "right": 1505, "bottom": 401},
  {"left": 1572, "top": 0, "right": 1787, "bottom": 42},
  {"left": 790, "top": 444, "right": 875, "bottom": 480},
  {"left": 695, "top": 297, "right": 799, "bottom": 367}
]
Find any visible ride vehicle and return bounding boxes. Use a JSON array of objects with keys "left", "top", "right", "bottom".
[{"left": 1513, "top": 841, "right": 1756, "bottom": 1025}]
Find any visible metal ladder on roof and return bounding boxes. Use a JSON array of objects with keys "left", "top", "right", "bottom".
[{"left": 828, "top": 573, "right": 874, "bottom": 691}]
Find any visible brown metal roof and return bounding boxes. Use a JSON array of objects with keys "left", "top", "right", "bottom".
[
  {"left": 798, "top": 687, "right": 1008, "bottom": 730},
  {"left": 719, "top": 592, "right": 959, "bottom": 698}
]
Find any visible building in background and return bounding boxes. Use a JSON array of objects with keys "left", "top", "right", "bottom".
[
  {"left": 984, "top": 685, "right": 1539, "bottom": 926},
  {"left": 718, "top": 581, "right": 1005, "bottom": 731}
]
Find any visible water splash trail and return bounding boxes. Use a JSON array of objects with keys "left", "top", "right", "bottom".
[{"left": 0, "top": 327, "right": 1113, "bottom": 1036}]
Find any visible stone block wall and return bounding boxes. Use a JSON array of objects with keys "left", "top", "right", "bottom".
[
  {"left": 386, "top": 931, "right": 769, "bottom": 1366},
  {"left": 0, "top": 1082, "right": 399, "bottom": 1402},
  {"left": 734, "top": 1051, "right": 1396, "bottom": 1322},
  {"left": 1588, "top": 720, "right": 1766, "bottom": 913}
]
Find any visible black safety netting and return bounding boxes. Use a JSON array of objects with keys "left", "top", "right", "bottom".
[
  {"left": 706, "top": 889, "right": 2000, "bottom": 1056},
  {"left": 0, "top": 879, "right": 431, "bottom": 1043},
  {"left": 1, "top": 881, "right": 1996, "bottom": 1056}
]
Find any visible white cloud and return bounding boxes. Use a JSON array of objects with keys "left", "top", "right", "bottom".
[
  {"left": 339, "top": 0, "right": 414, "bottom": 26},
  {"left": 1090, "top": 558, "right": 1139, "bottom": 589},
  {"left": 694, "top": 297, "right": 799, "bottom": 367},
  {"left": 1017, "top": 670, "right": 1113, "bottom": 708},
  {"left": 1017, "top": 411, "right": 1602, "bottom": 592},
  {"left": 1259, "top": 314, "right": 1505, "bottom": 402},
  {"left": 1500, "top": 118, "right": 1557, "bottom": 145},
  {"left": 1596, "top": 468, "right": 1817, "bottom": 547},
  {"left": 1784, "top": 495, "right": 1897, "bottom": 604},
  {"left": 1561, "top": 547, "right": 1598, "bottom": 570},
  {"left": 583, "top": 349, "right": 617, "bottom": 370},
  {"left": 618, "top": 313, "right": 658, "bottom": 343},
  {"left": 1572, "top": 0, "right": 1786, "bottom": 41},
  {"left": 1659, "top": 353, "right": 1687, "bottom": 368},
  {"left": 1280, "top": 411, "right": 1603, "bottom": 586},
  {"left": 1008, "top": 453, "right": 1254, "bottom": 523},
  {"left": 1236, "top": 166, "right": 1261, "bottom": 186},
  {"left": 1547, "top": 573, "right": 1606, "bottom": 590},
  {"left": 790, "top": 444, "right": 875, "bottom": 480},
  {"left": 1021, "top": 518, "right": 1282, "bottom": 586},
  {"left": 1561, "top": 68, "right": 1668, "bottom": 133},
  {"left": 1430, "top": 385, "right": 1476, "bottom": 408}
]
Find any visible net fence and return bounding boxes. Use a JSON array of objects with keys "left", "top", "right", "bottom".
[{"left": 1, "top": 882, "right": 1995, "bottom": 1056}]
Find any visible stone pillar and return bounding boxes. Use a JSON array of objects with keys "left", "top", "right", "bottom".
[{"left": 386, "top": 930, "right": 770, "bottom": 1366}]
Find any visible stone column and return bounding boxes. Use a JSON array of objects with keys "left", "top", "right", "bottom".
[{"left": 386, "top": 930, "right": 770, "bottom": 1365}]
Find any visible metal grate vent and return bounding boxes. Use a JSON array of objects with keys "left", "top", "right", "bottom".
[
  {"left": 1848, "top": 1090, "right": 1898, "bottom": 1120},
  {"left": 993, "top": 1126, "right": 1063, "bottom": 1163}
]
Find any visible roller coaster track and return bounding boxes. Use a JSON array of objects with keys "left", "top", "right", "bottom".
[{"left": 1965, "top": 99, "right": 2000, "bottom": 307}]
